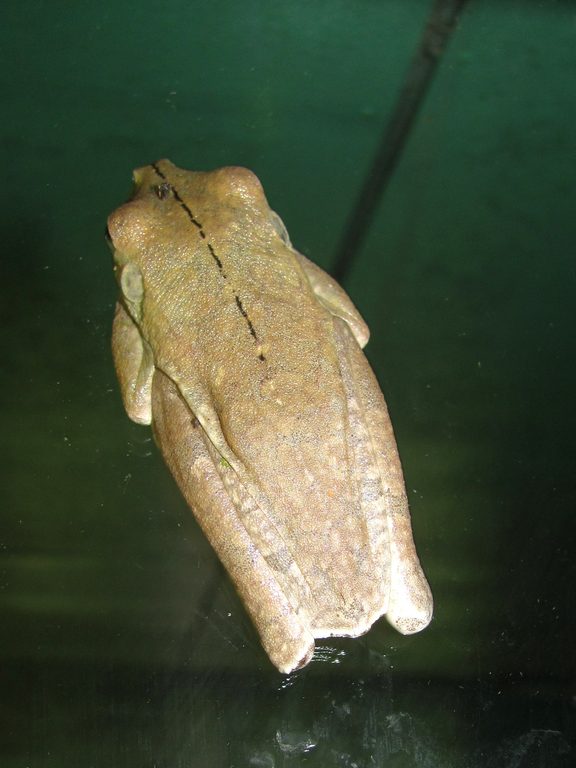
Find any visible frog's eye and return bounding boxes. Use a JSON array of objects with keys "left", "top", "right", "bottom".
[
  {"left": 104, "top": 225, "right": 113, "bottom": 246},
  {"left": 119, "top": 262, "right": 144, "bottom": 303},
  {"left": 153, "top": 182, "right": 172, "bottom": 200}
]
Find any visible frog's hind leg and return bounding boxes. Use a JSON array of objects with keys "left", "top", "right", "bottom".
[
  {"left": 150, "top": 368, "right": 315, "bottom": 673},
  {"left": 331, "top": 318, "right": 433, "bottom": 636}
]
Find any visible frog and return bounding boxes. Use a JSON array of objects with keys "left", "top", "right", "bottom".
[{"left": 106, "top": 159, "right": 433, "bottom": 673}]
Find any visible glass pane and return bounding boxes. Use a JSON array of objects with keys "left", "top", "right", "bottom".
[{"left": 2, "top": 1, "right": 574, "bottom": 766}]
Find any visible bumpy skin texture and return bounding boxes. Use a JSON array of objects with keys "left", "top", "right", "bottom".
[{"left": 108, "top": 160, "right": 433, "bottom": 673}]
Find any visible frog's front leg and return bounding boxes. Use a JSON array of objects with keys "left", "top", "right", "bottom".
[
  {"left": 295, "top": 251, "right": 370, "bottom": 347},
  {"left": 150, "top": 368, "right": 315, "bottom": 673},
  {"left": 112, "top": 301, "right": 154, "bottom": 425}
]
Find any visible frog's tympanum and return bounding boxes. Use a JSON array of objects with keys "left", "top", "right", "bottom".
[{"left": 106, "top": 160, "right": 433, "bottom": 673}]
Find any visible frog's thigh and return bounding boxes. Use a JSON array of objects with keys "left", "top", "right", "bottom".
[
  {"left": 332, "top": 318, "right": 433, "bottom": 635},
  {"left": 295, "top": 252, "right": 370, "bottom": 347},
  {"left": 112, "top": 301, "right": 154, "bottom": 425},
  {"left": 151, "top": 369, "right": 315, "bottom": 674}
]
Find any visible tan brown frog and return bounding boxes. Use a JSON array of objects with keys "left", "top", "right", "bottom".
[{"left": 106, "top": 160, "right": 433, "bottom": 673}]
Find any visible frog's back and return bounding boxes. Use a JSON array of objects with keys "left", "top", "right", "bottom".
[{"left": 200, "top": 299, "right": 392, "bottom": 636}]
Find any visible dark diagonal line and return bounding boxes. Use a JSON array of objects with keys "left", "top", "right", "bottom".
[{"left": 331, "top": 0, "right": 470, "bottom": 284}]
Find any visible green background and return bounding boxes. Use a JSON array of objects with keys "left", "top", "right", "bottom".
[{"left": 2, "top": 1, "right": 574, "bottom": 765}]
